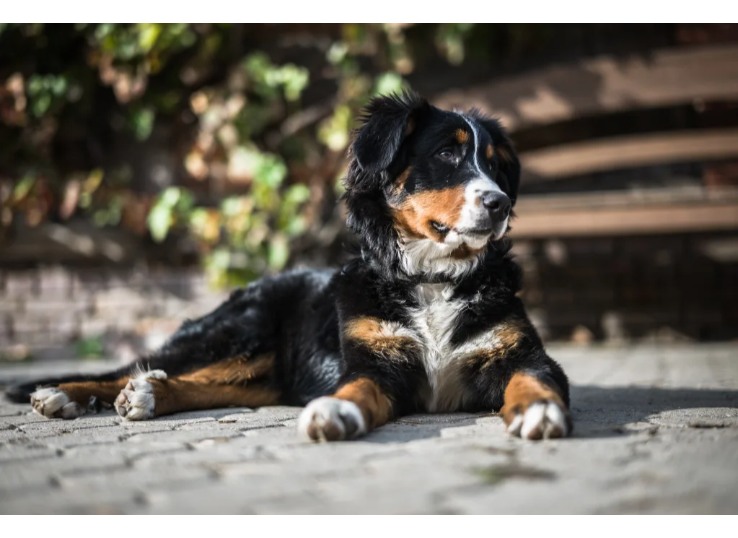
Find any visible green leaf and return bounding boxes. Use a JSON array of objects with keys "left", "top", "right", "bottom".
[
  {"left": 12, "top": 176, "right": 36, "bottom": 202},
  {"left": 210, "top": 248, "right": 231, "bottom": 270},
  {"left": 174, "top": 188, "right": 194, "bottom": 212},
  {"left": 75, "top": 336, "right": 105, "bottom": 359},
  {"left": 255, "top": 154, "right": 287, "bottom": 189},
  {"left": 267, "top": 234, "right": 289, "bottom": 270},
  {"left": 285, "top": 184, "right": 310, "bottom": 205},
  {"left": 131, "top": 107, "right": 155, "bottom": 141},
  {"left": 318, "top": 105, "right": 352, "bottom": 151},
  {"left": 147, "top": 203, "right": 173, "bottom": 242},
  {"left": 374, "top": 72, "right": 405, "bottom": 96},
  {"left": 279, "top": 65, "right": 309, "bottom": 101},
  {"left": 137, "top": 23, "right": 161, "bottom": 53},
  {"left": 160, "top": 186, "right": 182, "bottom": 208}
]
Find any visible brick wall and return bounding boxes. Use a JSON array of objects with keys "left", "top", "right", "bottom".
[
  {"left": 2, "top": 232, "right": 737, "bottom": 363},
  {"left": 0, "top": 267, "right": 228, "bottom": 362}
]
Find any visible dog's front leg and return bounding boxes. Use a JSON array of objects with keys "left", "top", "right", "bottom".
[
  {"left": 500, "top": 367, "right": 572, "bottom": 440},
  {"left": 298, "top": 377, "right": 395, "bottom": 442},
  {"left": 299, "top": 315, "right": 423, "bottom": 442}
]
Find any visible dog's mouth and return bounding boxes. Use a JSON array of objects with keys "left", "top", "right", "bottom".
[
  {"left": 459, "top": 215, "right": 510, "bottom": 242},
  {"left": 460, "top": 226, "right": 494, "bottom": 237},
  {"left": 431, "top": 221, "right": 495, "bottom": 238},
  {"left": 426, "top": 220, "right": 506, "bottom": 250}
]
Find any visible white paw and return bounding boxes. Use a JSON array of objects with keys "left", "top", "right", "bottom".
[
  {"left": 506, "top": 400, "right": 570, "bottom": 440},
  {"left": 114, "top": 370, "right": 167, "bottom": 421},
  {"left": 298, "top": 397, "right": 367, "bottom": 442},
  {"left": 30, "top": 387, "right": 84, "bottom": 419}
]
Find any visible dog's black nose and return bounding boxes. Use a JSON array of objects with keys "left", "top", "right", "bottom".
[{"left": 481, "top": 192, "right": 511, "bottom": 220}]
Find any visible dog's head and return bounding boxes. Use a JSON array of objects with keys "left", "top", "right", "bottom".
[{"left": 344, "top": 92, "right": 520, "bottom": 280}]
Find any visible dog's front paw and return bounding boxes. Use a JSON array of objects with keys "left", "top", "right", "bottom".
[
  {"left": 298, "top": 397, "right": 367, "bottom": 442},
  {"left": 504, "top": 400, "right": 571, "bottom": 440},
  {"left": 30, "top": 387, "right": 85, "bottom": 419},
  {"left": 114, "top": 370, "right": 166, "bottom": 421}
]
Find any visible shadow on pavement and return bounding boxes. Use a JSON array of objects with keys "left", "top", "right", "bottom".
[
  {"left": 570, "top": 384, "right": 738, "bottom": 439},
  {"left": 362, "top": 384, "right": 738, "bottom": 443}
]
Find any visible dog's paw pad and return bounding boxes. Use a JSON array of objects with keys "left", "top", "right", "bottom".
[
  {"left": 114, "top": 370, "right": 165, "bottom": 421},
  {"left": 30, "top": 387, "right": 84, "bottom": 419},
  {"left": 297, "top": 397, "right": 367, "bottom": 442},
  {"left": 506, "top": 400, "right": 570, "bottom": 440}
]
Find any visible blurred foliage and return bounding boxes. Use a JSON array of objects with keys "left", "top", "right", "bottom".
[
  {"left": 75, "top": 335, "right": 105, "bottom": 360},
  {"left": 0, "top": 23, "right": 498, "bottom": 287}
]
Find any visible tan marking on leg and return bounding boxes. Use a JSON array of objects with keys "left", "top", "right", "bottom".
[
  {"left": 391, "top": 186, "right": 467, "bottom": 240},
  {"left": 344, "top": 317, "right": 417, "bottom": 362},
  {"left": 500, "top": 372, "right": 565, "bottom": 427},
  {"left": 344, "top": 316, "right": 384, "bottom": 342},
  {"left": 334, "top": 377, "right": 393, "bottom": 430},
  {"left": 176, "top": 355, "right": 273, "bottom": 384},
  {"left": 149, "top": 380, "right": 281, "bottom": 417},
  {"left": 460, "top": 319, "right": 527, "bottom": 369},
  {"left": 455, "top": 128, "right": 469, "bottom": 144},
  {"left": 141, "top": 355, "right": 280, "bottom": 417},
  {"left": 57, "top": 379, "right": 130, "bottom": 407},
  {"left": 495, "top": 320, "right": 526, "bottom": 351}
]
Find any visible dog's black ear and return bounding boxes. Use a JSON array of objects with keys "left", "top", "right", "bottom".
[
  {"left": 352, "top": 91, "right": 428, "bottom": 174},
  {"left": 477, "top": 117, "right": 521, "bottom": 205}
]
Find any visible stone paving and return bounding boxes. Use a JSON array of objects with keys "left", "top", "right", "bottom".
[{"left": 1, "top": 343, "right": 737, "bottom": 514}]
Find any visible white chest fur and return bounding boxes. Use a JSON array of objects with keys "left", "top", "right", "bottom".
[{"left": 409, "top": 283, "right": 467, "bottom": 411}]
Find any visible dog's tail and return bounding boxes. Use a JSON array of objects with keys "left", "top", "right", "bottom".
[{"left": 4, "top": 369, "right": 129, "bottom": 403}]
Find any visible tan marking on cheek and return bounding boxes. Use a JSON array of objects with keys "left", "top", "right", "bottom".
[
  {"left": 455, "top": 129, "right": 469, "bottom": 144},
  {"left": 391, "top": 186, "right": 467, "bottom": 241},
  {"left": 500, "top": 372, "right": 566, "bottom": 426},
  {"left": 344, "top": 316, "right": 417, "bottom": 361},
  {"left": 391, "top": 205, "right": 427, "bottom": 240},
  {"left": 334, "top": 377, "right": 393, "bottom": 429},
  {"left": 486, "top": 144, "right": 494, "bottom": 160}
]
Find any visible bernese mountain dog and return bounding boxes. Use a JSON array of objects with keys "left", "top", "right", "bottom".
[{"left": 6, "top": 92, "right": 572, "bottom": 441}]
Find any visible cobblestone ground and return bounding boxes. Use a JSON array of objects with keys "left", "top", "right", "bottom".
[{"left": 1, "top": 344, "right": 737, "bottom": 514}]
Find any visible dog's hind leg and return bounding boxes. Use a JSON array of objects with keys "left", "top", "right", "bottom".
[
  {"left": 30, "top": 376, "right": 131, "bottom": 419},
  {"left": 114, "top": 354, "right": 281, "bottom": 420},
  {"left": 27, "top": 353, "right": 280, "bottom": 420}
]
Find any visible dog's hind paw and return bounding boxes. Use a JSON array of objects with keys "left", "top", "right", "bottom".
[
  {"left": 505, "top": 400, "right": 570, "bottom": 440},
  {"left": 114, "top": 370, "right": 166, "bottom": 421},
  {"left": 31, "top": 387, "right": 84, "bottom": 419},
  {"left": 298, "top": 397, "right": 367, "bottom": 442}
]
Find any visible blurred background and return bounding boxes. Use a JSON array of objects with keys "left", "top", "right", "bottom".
[{"left": 0, "top": 23, "right": 737, "bottom": 364}]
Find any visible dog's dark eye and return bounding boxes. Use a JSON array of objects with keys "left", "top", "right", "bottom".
[
  {"left": 436, "top": 148, "right": 455, "bottom": 162},
  {"left": 430, "top": 221, "right": 449, "bottom": 234}
]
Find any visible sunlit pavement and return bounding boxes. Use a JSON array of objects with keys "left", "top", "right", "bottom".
[{"left": 1, "top": 344, "right": 737, "bottom": 514}]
